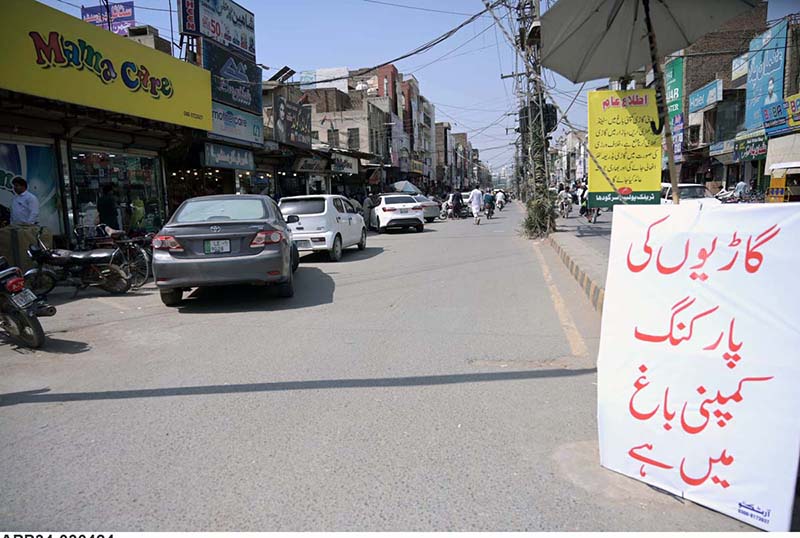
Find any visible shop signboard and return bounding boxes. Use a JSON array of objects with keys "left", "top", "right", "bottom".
[
  {"left": 411, "top": 160, "right": 424, "bottom": 174},
  {"left": 204, "top": 142, "right": 254, "bottom": 171},
  {"left": 0, "top": 142, "right": 63, "bottom": 234},
  {"left": 211, "top": 102, "right": 263, "bottom": 147},
  {"left": 298, "top": 67, "right": 350, "bottom": 94},
  {"left": 294, "top": 157, "right": 327, "bottom": 173},
  {"left": 81, "top": 2, "right": 136, "bottom": 36},
  {"left": 787, "top": 92, "right": 800, "bottom": 130},
  {"left": 272, "top": 95, "right": 311, "bottom": 149},
  {"left": 745, "top": 19, "right": 788, "bottom": 131},
  {"left": 689, "top": 79, "right": 723, "bottom": 114},
  {"left": 665, "top": 57, "right": 684, "bottom": 123},
  {"left": 201, "top": 38, "right": 262, "bottom": 115},
  {"left": 598, "top": 203, "right": 800, "bottom": 531},
  {"left": 731, "top": 53, "right": 749, "bottom": 82},
  {"left": 734, "top": 134, "right": 767, "bottom": 162},
  {"left": 178, "top": 0, "right": 255, "bottom": 60},
  {"left": 766, "top": 177, "right": 787, "bottom": 203},
  {"left": 761, "top": 100, "right": 790, "bottom": 137},
  {"left": 672, "top": 113, "right": 684, "bottom": 164},
  {"left": 709, "top": 139, "right": 736, "bottom": 157},
  {"left": 587, "top": 90, "right": 662, "bottom": 207},
  {"left": 0, "top": 0, "right": 211, "bottom": 131},
  {"left": 331, "top": 153, "right": 358, "bottom": 174}
]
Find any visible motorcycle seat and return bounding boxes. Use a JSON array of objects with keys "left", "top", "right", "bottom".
[{"left": 66, "top": 249, "right": 116, "bottom": 263}]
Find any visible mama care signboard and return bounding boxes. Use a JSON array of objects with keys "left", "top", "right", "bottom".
[{"left": 0, "top": 0, "right": 211, "bottom": 131}]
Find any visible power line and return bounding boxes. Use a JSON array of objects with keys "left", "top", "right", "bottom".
[
  {"left": 404, "top": 22, "right": 497, "bottom": 73},
  {"left": 360, "top": 0, "right": 491, "bottom": 17}
]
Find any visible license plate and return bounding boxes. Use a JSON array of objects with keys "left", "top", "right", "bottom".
[
  {"left": 12, "top": 288, "right": 37, "bottom": 308},
  {"left": 204, "top": 239, "right": 231, "bottom": 254},
  {"left": 400, "top": 208, "right": 409, "bottom": 214},
  {"left": 296, "top": 240, "right": 312, "bottom": 249}
]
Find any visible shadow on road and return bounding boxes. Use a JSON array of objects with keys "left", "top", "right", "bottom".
[
  {"left": 575, "top": 225, "right": 611, "bottom": 238},
  {"left": 0, "top": 335, "right": 91, "bottom": 355},
  {"left": 0, "top": 367, "right": 596, "bottom": 406},
  {"left": 301, "top": 246, "right": 384, "bottom": 264},
  {"left": 175, "top": 266, "right": 334, "bottom": 314},
  {"left": 42, "top": 285, "right": 157, "bottom": 307}
]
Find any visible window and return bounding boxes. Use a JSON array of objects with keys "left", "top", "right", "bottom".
[
  {"left": 333, "top": 198, "right": 346, "bottom": 213},
  {"left": 348, "top": 128, "right": 360, "bottom": 150},
  {"left": 328, "top": 129, "right": 340, "bottom": 148},
  {"left": 384, "top": 196, "right": 416, "bottom": 204},
  {"left": 343, "top": 200, "right": 356, "bottom": 214},
  {"left": 174, "top": 198, "right": 266, "bottom": 223},
  {"left": 311, "top": 130, "right": 319, "bottom": 141},
  {"left": 279, "top": 197, "right": 326, "bottom": 215}
]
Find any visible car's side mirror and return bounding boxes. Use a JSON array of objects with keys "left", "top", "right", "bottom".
[{"left": 286, "top": 215, "right": 300, "bottom": 224}]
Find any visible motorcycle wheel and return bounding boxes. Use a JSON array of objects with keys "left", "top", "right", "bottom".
[
  {"left": 25, "top": 271, "right": 57, "bottom": 296},
  {"left": 3, "top": 310, "right": 45, "bottom": 348},
  {"left": 100, "top": 264, "right": 132, "bottom": 295}
]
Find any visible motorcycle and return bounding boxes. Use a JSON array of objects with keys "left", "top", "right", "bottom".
[
  {"left": 0, "top": 256, "right": 56, "bottom": 348},
  {"left": 559, "top": 199, "right": 572, "bottom": 219},
  {"left": 485, "top": 202, "right": 495, "bottom": 219},
  {"left": 25, "top": 228, "right": 131, "bottom": 297},
  {"left": 496, "top": 199, "right": 505, "bottom": 211}
]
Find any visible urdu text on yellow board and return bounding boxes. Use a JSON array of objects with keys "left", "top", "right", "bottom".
[
  {"left": 0, "top": 0, "right": 212, "bottom": 131},
  {"left": 588, "top": 89, "right": 662, "bottom": 207}
]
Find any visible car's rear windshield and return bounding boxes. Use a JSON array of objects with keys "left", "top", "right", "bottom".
[
  {"left": 280, "top": 198, "right": 326, "bottom": 215},
  {"left": 385, "top": 196, "right": 416, "bottom": 204},
  {"left": 413, "top": 196, "right": 429, "bottom": 202},
  {"left": 173, "top": 198, "right": 266, "bottom": 223},
  {"left": 679, "top": 186, "right": 707, "bottom": 199}
]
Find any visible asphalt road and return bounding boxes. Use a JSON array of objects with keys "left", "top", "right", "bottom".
[{"left": 0, "top": 202, "right": 750, "bottom": 531}]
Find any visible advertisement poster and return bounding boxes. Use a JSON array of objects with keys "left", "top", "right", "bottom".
[
  {"left": 689, "top": 79, "right": 723, "bottom": 114},
  {"left": 665, "top": 57, "right": 684, "bottom": 124},
  {"left": 0, "top": 0, "right": 211, "bottom": 131},
  {"left": 81, "top": 2, "right": 136, "bottom": 36},
  {"left": 745, "top": 19, "right": 787, "bottom": 131},
  {"left": 0, "top": 142, "right": 62, "bottom": 234},
  {"left": 179, "top": 0, "right": 255, "bottom": 60},
  {"left": 587, "top": 90, "right": 662, "bottom": 207},
  {"left": 598, "top": 203, "right": 800, "bottom": 531},
  {"left": 211, "top": 102, "right": 263, "bottom": 146},
  {"left": 201, "top": 38, "right": 262, "bottom": 115},
  {"left": 272, "top": 95, "right": 311, "bottom": 148}
]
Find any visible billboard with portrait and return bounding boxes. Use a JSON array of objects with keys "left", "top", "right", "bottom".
[
  {"left": 745, "top": 19, "right": 788, "bottom": 131},
  {"left": 272, "top": 95, "right": 311, "bottom": 149}
]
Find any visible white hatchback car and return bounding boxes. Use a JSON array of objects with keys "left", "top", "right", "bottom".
[
  {"left": 371, "top": 194, "right": 425, "bottom": 233},
  {"left": 279, "top": 195, "right": 366, "bottom": 261},
  {"left": 661, "top": 183, "right": 722, "bottom": 206}
]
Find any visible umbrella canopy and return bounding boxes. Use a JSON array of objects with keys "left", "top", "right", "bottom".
[
  {"left": 392, "top": 181, "right": 422, "bottom": 194},
  {"left": 541, "top": 0, "right": 758, "bottom": 83}
]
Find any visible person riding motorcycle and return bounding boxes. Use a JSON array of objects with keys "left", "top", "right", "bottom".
[
  {"left": 557, "top": 187, "right": 573, "bottom": 217},
  {"left": 483, "top": 189, "right": 496, "bottom": 218},
  {"left": 496, "top": 190, "right": 506, "bottom": 211}
]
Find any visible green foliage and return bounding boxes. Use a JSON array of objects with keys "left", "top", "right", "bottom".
[{"left": 522, "top": 188, "right": 556, "bottom": 238}]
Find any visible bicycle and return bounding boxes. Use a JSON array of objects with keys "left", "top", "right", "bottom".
[{"left": 75, "top": 225, "right": 150, "bottom": 289}]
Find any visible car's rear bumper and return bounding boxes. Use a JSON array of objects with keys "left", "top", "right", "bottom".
[
  {"left": 153, "top": 247, "right": 289, "bottom": 289},
  {"left": 385, "top": 217, "right": 424, "bottom": 227},
  {"left": 291, "top": 230, "right": 334, "bottom": 251}
]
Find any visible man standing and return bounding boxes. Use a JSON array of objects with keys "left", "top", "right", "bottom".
[
  {"left": 734, "top": 178, "right": 749, "bottom": 200},
  {"left": 10, "top": 177, "right": 39, "bottom": 226},
  {"left": 468, "top": 185, "right": 484, "bottom": 225},
  {"left": 97, "top": 184, "right": 120, "bottom": 229}
]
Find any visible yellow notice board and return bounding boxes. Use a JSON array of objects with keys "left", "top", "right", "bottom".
[
  {"left": 588, "top": 89, "right": 662, "bottom": 207},
  {"left": 0, "top": 0, "right": 211, "bottom": 131},
  {"left": 766, "top": 177, "right": 787, "bottom": 203}
]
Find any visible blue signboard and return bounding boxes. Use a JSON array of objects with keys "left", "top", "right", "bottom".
[
  {"left": 689, "top": 79, "right": 723, "bottom": 113},
  {"left": 210, "top": 102, "right": 263, "bottom": 147},
  {"left": 761, "top": 102, "right": 790, "bottom": 137},
  {"left": 204, "top": 142, "right": 255, "bottom": 170},
  {"left": 81, "top": 2, "right": 136, "bottom": 36},
  {"left": 745, "top": 19, "right": 788, "bottom": 131}
]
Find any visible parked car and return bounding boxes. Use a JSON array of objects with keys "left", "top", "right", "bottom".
[
  {"left": 152, "top": 195, "right": 299, "bottom": 306},
  {"left": 661, "top": 183, "right": 721, "bottom": 206},
  {"left": 371, "top": 194, "right": 425, "bottom": 233},
  {"left": 412, "top": 195, "right": 440, "bottom": 223},
  {"left": 279, "top": 195, "right": 366, "bottom": 261}
]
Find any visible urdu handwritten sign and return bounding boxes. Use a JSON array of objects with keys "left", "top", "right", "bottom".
[
  {"left": 598, "top": 204, "right": 800, "bottom": 531},
  {"left": 588, "top": 90, "right": 662, "bottom": 207}
]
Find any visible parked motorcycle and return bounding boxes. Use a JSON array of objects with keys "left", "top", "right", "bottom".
[
  {"left": 25, "top": 228, "right": 131, "bottom": 296},
  {"left": 0, "top": 256, "right": 56, "bottom": 348}
]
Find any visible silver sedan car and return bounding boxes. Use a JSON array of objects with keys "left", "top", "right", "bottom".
[{"left": 152, "top": 195, "right": 299, "bottom": 306}]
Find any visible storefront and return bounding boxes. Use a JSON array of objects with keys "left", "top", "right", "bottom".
[
  {"left": 765, "top": 132, "right": 800, "bottom": 201},
  {"left": 734, "top": 133, "right": 768, "bottom": 191},
  {"left": 0, "top": 0, "right": 211, "bottom": 243}
]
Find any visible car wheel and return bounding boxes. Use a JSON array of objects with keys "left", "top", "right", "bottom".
[
  {"left": 273, "top": 270, "right": 294, "bottom": 298},
  {"left": 160, "top": 289, "right": 182, "bottom": 307},
  {"left": 329, "top": 235, "right": 343, "bottom": 262},
  {"left": 357, "top": 228, "right": 367, "bottom": 250},
  {"left": 377, "top": 225, "right": 385, "bottom": 234},
  {"left": 416, "top": 224, "right": 424, "bottom": 233},
  {"left": 291, "top": 243, "right": 300, "bottom": 273},
  {"left": 425, "top": 217, "right": 434, "bottom": 223}
]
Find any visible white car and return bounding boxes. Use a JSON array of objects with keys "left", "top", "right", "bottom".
[
  {"left": 279, "top": 195, "right": 366, "bottom": 261},
  {"left": 661, "top": 183, "right": 722, "bottom": 206},
  {"left": 371, "top": 194, "right": 425, "bottom": 233},
  {"left": 412, "top": 195, "right": 440, "bottom": 223}
]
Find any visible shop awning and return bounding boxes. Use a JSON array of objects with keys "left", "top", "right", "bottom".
[{"left": 765, "top": 133, "right": 800, "bottom": 174}]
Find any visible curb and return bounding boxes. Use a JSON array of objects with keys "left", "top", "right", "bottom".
[{"left": 546, "top": 235, "right": 605, "bottom": 313}]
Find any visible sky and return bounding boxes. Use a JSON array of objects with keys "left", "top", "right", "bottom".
[{"left": 40, "top": 0, "right": 799, "bottom": 175}]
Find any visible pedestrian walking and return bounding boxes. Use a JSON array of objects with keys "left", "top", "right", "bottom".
[
  {"left": 468, "top": 185, "right": 484, "bottom": 225},
  {"left": 10, "top": 177, "right": 39, "bottom": 225}
]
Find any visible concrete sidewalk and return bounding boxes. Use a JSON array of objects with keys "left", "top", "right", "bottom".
[{"left": 547, "top": 205, "right": 612, "bottom": 313}]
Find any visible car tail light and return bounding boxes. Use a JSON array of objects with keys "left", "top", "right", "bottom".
[
  {"left": 152, "top": 235, "right": 183, "bottom": 252},
  {"left": 251, "top": 231, "right": 283, "bottom": 247},
  {"left": 382, "top": 207, "right": 396, "bottom": 212},
  {"left": 5, "top": 276, "right": 25, "bottom": 293},
  {"left": 411, "top": 206, "right": 423, "bottom": 211}
]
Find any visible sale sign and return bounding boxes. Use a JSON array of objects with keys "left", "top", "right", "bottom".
[{"left": 598, "top": 204, "right": 800, "bottom": 531}]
